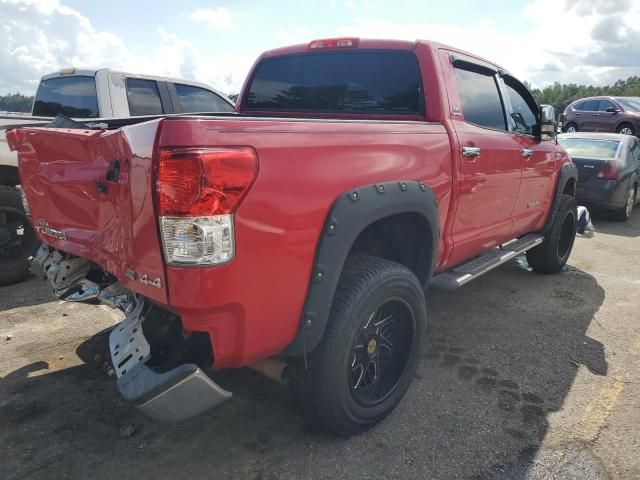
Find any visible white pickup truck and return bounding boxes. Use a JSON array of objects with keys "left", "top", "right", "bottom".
[{"left": 0, "top": 68, "right": 234, "bottom": 285}]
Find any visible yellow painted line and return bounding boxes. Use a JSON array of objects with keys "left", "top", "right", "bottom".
[{"left": 575, "top": 374, "right": 625, "bottom": 443}]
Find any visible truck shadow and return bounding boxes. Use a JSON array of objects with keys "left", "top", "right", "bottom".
[
  {"left": 0, "top": 259, "right": 605, "bottom": 480},
  {"left": 0, "top": 275, "right": 55, "bottom": 312}
]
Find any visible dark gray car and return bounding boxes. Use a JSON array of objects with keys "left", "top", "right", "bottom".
[{"left": 558, "top": 132, "right": 640, "bottom": 221}]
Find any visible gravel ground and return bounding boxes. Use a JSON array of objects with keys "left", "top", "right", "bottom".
[{"left": 1, "top": 210, "right": 638, "bottom": 480}]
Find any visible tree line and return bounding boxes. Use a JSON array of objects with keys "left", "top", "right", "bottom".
[
  {"left": 527, "top": 76, "right": 640, "bottom": 114},
  {"left": 0, "top": 93, "right": 34, "bottom": 113}
]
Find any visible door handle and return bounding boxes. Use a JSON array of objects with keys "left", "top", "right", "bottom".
[
  {"left": 462, "top": 146, "right": 481, "bottom": 158},
  {"left": 520, "top": 148, "right": 534, "bottom": 158},
  {"left": 593, "top": 114, "right": 600, "bottom": 117}
]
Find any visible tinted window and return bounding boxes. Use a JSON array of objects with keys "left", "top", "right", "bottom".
[
  {"left": 454, "top": 67, "right": 506, "bottom": 130},
  {"left": 597, "top": 100, "right": 616, "bottom": 111},
  {"left": 174, "top": 84, "right": 233, "bottom": 113},
  {"left": 578, "top": 100, "right": 599, "bottom": 111},
  {"left": 557, "top": 138, "right": 620, "bottom": 159},
  {"left": 504, "top": 81, "right": 537, "bottom": 135},
  {"left": 126, "top": 78, "right": 163, "bottom": 116},
  {"left": 33, "top": 76, "right": 98, "bottom": 118},
  {"left": 245, "top": 51, "right": 422, "bottom": 114}
]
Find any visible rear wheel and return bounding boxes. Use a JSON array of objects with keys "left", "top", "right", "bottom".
[
  {"left": 564, "top": 122, "right": 578, "bottom": 133},
  {"left": 295, "top": 255, "right": 426, "bottom": 436},
  {"left": 526, "top": 194, "right": 577, "bottom": 274},
  {"left": 613, "top": 185, "right": 636, "bottom": 221},
  {"left": 0, "top": 186, "right": 38, "bottom": 286},
  {"left": 616, "top": 123, "right": 635, "bottom": 136}
]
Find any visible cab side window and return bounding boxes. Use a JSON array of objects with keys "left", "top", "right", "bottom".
[
  {"left": 126, "top": 78, "right": 164, "bottom": 116},
  {"left": 503, "top": 79, "right": 537, "bottom": 135},
  {"left": 174, "top": 84, "right": 234, "bottom": 113},
  {"left": 453, "top": 67, "right": 506, "bottom": 131}
]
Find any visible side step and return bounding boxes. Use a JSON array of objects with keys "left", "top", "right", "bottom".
[{"left": 430, "top": 234, "right": 544, "bottom": 290}]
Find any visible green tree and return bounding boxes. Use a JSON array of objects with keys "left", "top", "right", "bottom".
[{"left": 0, "top": 93, "right": 34, "bottom": 113}]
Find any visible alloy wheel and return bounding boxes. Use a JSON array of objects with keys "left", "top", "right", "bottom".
[{"left": 349, "top": 299, "right": 414, "bottom": 407}]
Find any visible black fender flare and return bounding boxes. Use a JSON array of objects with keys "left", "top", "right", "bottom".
[
  {"left": 284, "top": 180, "right": 439, "bottom": 357},
  {"left": 542, "top": 161, "right": 578, "bottom": 234}
]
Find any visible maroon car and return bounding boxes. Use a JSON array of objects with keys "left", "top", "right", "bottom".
[{"left": 561, "top": 96, "right": 640, "bottom": 136}]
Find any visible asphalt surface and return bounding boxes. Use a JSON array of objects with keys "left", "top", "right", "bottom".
[{"left": 1, "top": 210, "right": 639, "bottom": 480}]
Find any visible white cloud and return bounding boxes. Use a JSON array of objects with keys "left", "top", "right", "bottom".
[
  {"left": 0, "top": 0, "right": 250, "bottom": 96},
  {"left": 2, "top": 0, "right": 640, "bottom": 99},
  {"left": 189, "top": 7, "right": 234, "bottom": 30}
]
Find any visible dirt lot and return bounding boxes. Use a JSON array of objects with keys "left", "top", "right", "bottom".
[{"left": 1, "top": 210, "right": 639, "bottom": 480}]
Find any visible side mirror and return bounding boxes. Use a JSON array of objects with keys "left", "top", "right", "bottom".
[
  {"left": 540, "top": 104, "right": 557, "bottom": 138},
  {"left": 605, "top": 106, "right": 619, "bottom": 113}
]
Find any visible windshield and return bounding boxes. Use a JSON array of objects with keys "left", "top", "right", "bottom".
[
  {"left": 33, "top": 76, "right": 99, "bottom": 118},
  {"left": 244, "top": 50, "right": 423, "bottom": 115},
  {"left": 558, "top": 137, "right": 621, "bottom": 159},
  {"left": 614, "top": 97, "right": 640, "bottom": 112}
]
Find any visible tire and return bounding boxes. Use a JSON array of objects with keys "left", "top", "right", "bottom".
[
  {"left": 294, "top": 255, "right": 426, "bottom": 436},
  {"left": 616, "top": 123, "right": 635, "bottom": 136},
  {"left": 564, "top": 122, "right": 578, "bottom": 133},
  {"left": 526, "top": 194, "right": 577, "bottom": 274},
  {"left": 0, "top": 186, "right": 39, "bottom": 286},
  {"left": 612, "top": 185, "right": 636, "bottom": 221}
]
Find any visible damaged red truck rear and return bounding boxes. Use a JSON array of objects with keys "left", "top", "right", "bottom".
[{"left": 9, "top": 38, "right": 578, "bottom": 436}]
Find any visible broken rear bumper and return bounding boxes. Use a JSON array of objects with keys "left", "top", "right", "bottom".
[{"left": 32, "top": 245, "right": 232, "bottom": 422}]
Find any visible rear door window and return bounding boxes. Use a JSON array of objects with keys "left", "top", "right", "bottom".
[
  {"left": 245, "top": 51, "right": 423, "bottom": 115},
  {"left": 32, "top": 76, "right": 99, "bottom": 118},
  {"left": 126, "top": 78, "right": 164, "bottom": 116},
  {"left": 579, "top": 100, "right": 599, "bottom": 111},
  {"left": 174, "top": 84, "right": 233, "bottom": 113},
  {"left": 453, "top": 67, "right": 506, "bottom": 131}
]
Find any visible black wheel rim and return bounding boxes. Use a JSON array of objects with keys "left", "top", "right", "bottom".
[
  {"left": 557, "top": 210, "right": 576, "bottom": 261},
  {"left": 349, "top": 299, "right": 415, "bottom": 407},
  {"left": 0, "top": 208, "right": 36, "bottom": 264}
]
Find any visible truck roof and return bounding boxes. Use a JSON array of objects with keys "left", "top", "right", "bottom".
[
  {"left": 40, "top": 68, "right": 229, "bottom": 97},
  {"left": 259, "top": 38, "right": 505, "bottom": 70}
]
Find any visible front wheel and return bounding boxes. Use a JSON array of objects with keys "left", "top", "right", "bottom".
[
  {"left": 616, "top": 123, "right": 635, "bottom": 136},
  {"left": 526, "top": 194, "right": 577, "bottom": 274},
  {"left": 296, "top": 255, "right": 426, "bottom": 436},
  {"left": 564, "top": 122, "right": 578, "bottom": 133}
]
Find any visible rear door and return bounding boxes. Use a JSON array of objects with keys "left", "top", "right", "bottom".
[
  {"left": 578, "top": 100, "right": 600, "bottom": 131},
  {"left": 442, "top": 52, "right": 522, "bottom": 265},
  {"left": 125, "top": 77, "right": 173, "bottom": 116},
  {"left": 594, "top": 100, "right": 619, "bottom": 132}
]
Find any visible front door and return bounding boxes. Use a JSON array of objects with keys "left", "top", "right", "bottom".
[
  {"left": 442, "top": 53, "right": 522, "bottom": 267},
  {"left": 501, "top": 75, "right": 559, "bottom": 234}
]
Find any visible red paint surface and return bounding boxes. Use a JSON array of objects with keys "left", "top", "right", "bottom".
[{"left": 14, "top": 40, "right": 570, "bottom": 368}]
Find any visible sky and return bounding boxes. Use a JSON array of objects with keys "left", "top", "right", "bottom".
[{"left": 1, "top": 0, "right": 640, "bottom": 96}]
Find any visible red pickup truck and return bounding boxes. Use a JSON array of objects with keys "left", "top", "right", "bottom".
[{"left": 9, "top": 38, "right": 578, "bottom": 436}]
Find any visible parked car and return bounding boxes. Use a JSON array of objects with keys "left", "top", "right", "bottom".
[
  {"left": 8, "top": 38, "right": 578, "bottom": 436},
  {"left": 0, "top": 68, "right": 234, "bottom": 286},
  {"left": 560, "top": 96, "right": 640, "bottom": 136},
  {"left": 558, "top": 132, "right": 639, "bottom": 220}
]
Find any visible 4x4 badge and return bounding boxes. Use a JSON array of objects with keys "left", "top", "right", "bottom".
[{"left": 140, "top": 274, "right": 162, "bottom": 289}]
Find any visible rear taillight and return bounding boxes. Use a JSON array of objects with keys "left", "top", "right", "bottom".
[
  {"left": 156, "top": 147, "right": 258, "bottom": 266},
  {"left": 597, "top": 161, "right": 621, "bottom": 180}
]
